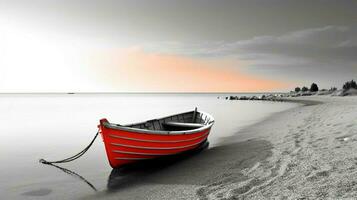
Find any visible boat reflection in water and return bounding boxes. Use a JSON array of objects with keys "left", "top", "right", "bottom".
[
  {"left": 107, "top": 141, "right": 209, "bottom": 191},
  {"left": 41, "top": 162, "right": 98, "bottom": 192}
]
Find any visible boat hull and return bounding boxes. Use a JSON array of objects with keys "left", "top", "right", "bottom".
[{"left": 99, "top": 120, "right": 212, "bottom": 168}]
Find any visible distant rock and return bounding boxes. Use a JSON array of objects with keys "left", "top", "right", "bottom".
[
  {"left": 229, "top": 96, "right": 238, "bottom": 100},
  {"left": 225, "top": 93, "right": 290, "bottom": 102},
  {"left": 239, "top": 96, "right": 248, "bottom": 100},
  {"left": 250, "top": 96, "right": 259, "bottom": 100},
  {"left": 259, "top": 95, "right": 266, "bottom": 100}
]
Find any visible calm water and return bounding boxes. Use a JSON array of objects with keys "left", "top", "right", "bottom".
[{"left": 0, "top": 93, "right": 297, "bottom": 199}]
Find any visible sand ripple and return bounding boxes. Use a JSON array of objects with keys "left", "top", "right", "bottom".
[{"left": 195, "top": 96, "right": 357, "bottom": 199}]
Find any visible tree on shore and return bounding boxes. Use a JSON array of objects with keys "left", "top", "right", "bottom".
[
  {"left": 310, "top": 83, "right": 319, "bottom": 92},
  {"left": 301, "top": 86, "right": 308, "bottom": 92},
  {"left": 295, "top": 87, "right": 301, "bottom": 93},
  {"left": 343, "top": 80, "right": 357, "bottom": 91}
]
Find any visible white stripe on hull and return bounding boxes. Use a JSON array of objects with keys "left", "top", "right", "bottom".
[
  {"left": 110, "top": 138, "right": 207, "bottom": 150},
  {"left": 112, "top": 150, "right": 175, "bottom": 156},
  {"left": 114, "top": 157, "right": 151, "bottom": 160},
  {"left": 108, "top": 132, "right": 209, "bottom": 143}
]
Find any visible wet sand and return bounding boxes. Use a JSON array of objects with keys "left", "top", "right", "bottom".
[{"left": 80, "top": 96, "right": 357, "bottom": 199}]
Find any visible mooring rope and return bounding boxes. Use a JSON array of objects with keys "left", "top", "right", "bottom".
[{"left": 39, "top": 129, "right": 99, "bottom": 164}]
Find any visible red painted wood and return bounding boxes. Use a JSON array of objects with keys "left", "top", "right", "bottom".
[{"left": 99, "top": 118, "right": 212, "bottom": 168}]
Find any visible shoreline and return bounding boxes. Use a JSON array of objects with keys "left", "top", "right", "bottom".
[
  {"left": 217, "top": 97, "right": 322, "bottom": 146},
  {"left": 87, "top": 95, "right": 357, "bottom": 199},
  {"left": 281, "top": 98, "right": 323, "bottom": 106}
]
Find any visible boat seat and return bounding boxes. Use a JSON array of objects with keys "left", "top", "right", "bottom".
[{"left": 162, "top": 121, "right": 204, "bottom": 131}]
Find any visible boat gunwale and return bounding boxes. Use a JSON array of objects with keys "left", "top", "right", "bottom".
[
  {"left": 102, "top": 111, "right": 214, "bottom": 135},
  {"left": 123, "top": 110, "right": 194, "bottom": 127}
]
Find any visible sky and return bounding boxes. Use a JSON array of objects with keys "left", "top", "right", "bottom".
[{"left": 0, "top": 0, "right": 356, "bottom": 92}]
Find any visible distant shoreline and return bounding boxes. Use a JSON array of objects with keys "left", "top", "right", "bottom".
[{"left": 0, "top": 92, "right": 288, "bottom": 95}]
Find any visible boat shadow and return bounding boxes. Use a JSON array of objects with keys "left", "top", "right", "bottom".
[
  {"left": 105, "top": 139, "right": 272, "bottom": 193},
  {"left": 107, "top": 141, "right": 209, "bottom": 191}
]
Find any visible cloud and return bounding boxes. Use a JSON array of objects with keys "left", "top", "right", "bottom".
[
  {"left": 143, "top": 25, "right": 357, "bottom": 87},
  {"left": 231, "top": 25, "right": 357, "bottom": 61},
  {"left": 232, "top": 26, "right": 357, "bottom": 87},
  {"left": 154, "top": 25, "right": 357, "bottom": 61}
]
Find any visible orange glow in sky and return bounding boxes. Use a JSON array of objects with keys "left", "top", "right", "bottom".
[{"left": 91, "top": 48, "right": 291, "bottom": 92}]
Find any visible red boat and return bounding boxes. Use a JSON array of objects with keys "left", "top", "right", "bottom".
[{"left": 99, "top": 109, "right": 214, "bottom": 168}]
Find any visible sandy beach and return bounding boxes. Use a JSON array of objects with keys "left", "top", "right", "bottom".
[
  {"left": 220, "top": 95, "right": 357, "bottom": 199},
  {"left": 77, "top": 95, "right": 357, "bottom": 200}
]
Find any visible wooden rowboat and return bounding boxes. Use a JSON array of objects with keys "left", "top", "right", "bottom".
[{"left": 99, "top": 109, "right": 214, "bottom": 168}]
